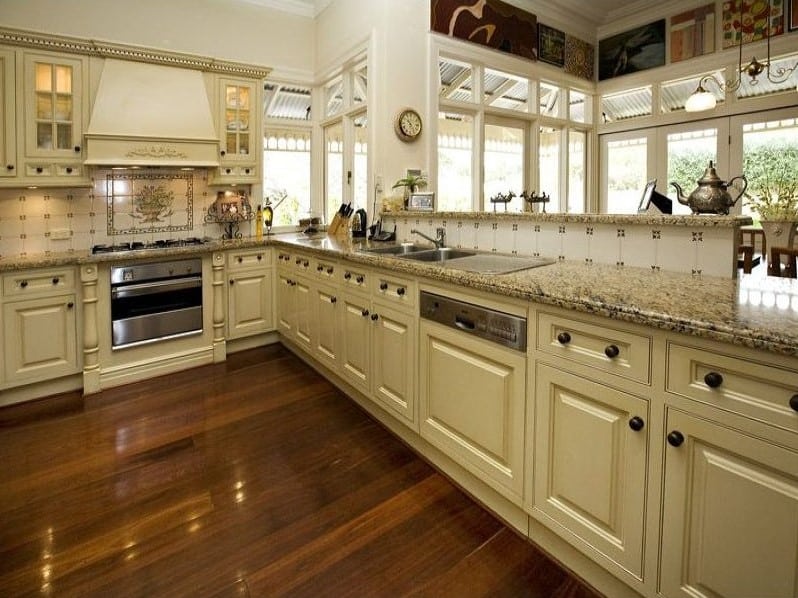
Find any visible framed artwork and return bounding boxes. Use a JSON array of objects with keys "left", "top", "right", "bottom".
[
  {"left": 430, "top": 0, "right": 538, "bottom": 62},
  {"left": 407, "top": 192, "right": 435, "bottom": 212},
  {"left": 722, "top": 0, "right": 785, "bottom": 48},
  {"left": 791, "top": 0, "right": 798, "bottom": 30},
  {"left": 538, "top": 24, "right": 565, "bottom": 67},
  {"left": 670, "top": 3, "right": 716, "bottom": 62},
  {"left": 564, "top": 35, "right": 595, "bottom": 80},
  {"left": 598, "top": 20, "right": 666, "bottom": 80}
]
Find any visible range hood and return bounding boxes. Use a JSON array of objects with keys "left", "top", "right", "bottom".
[{"left": 84, "top": 59, "right": 220, "bottom": 167}]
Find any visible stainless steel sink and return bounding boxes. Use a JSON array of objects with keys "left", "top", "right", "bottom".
[
  {"left": 364, "top": 243, "right": 432, "bottom": 255},
  {"left": 398, "top": 247, "right": 476, "bottom": 262}
]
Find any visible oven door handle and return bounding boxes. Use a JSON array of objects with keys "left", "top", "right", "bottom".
[{"left": 111, "top": 276, "right": 202, "bottom": 299}]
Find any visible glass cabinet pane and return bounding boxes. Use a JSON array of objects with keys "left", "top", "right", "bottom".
[
  {"left": 35, "top": 63, "right": 52, "bottom": 92},
  {"left": 37, "top": 122, "right": 52, "bottom": 149},
  {"left": 36, "top": 93, "right": 53, "bottom": 119},
  {"left": 239, "top": 133, "right": 249, "bottom": 155},
  {"left": 237, "top": 87, "right": 249, "bottom": 110},
  {"left": 56, "top": 124, "right": 71, "bottom": 149},
  {"left": 226, "top": 133, "right": 236, "bottom": 154},
  {"left": 55, "top": 94, "right": 72, "bottom": 120},
  {"left": 54, "top": 65, "right": 72, "bottom": 93},
  {"left": 32, "top": 60, "right": 74, "bottom": 151}
]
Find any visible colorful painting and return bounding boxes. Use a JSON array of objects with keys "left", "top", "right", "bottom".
[
  {"left": 722, "top": 0, "right": 784, "bottom": 48},
  {"left": 107, "top": 171, "right": 193, "bottom": 236},
  {"left": 538, "top": 23, "right": 565, "bottom": 66},
  {"left": 431, "top": 0, "right": 538, "bottom": 62},
  {"left": 598, "top": 20, "right": 666, "bottom": 80},
  {"left": 670, "top": 3, "right": 716, "bottom": 62},
  {"left": 790, "top": 0, "right": 798, "bottom": 30},
  {"left": 564, "top": 35, "right": 595, "bottom": 80}
]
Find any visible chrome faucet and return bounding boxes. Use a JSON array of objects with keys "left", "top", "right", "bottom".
[{"left": 411, "top": 227, "right": 446, "bottom": 249}]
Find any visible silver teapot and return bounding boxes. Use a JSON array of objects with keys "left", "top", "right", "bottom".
[{"left": 670, "top": 161, "right": 747, "bottom": 215}]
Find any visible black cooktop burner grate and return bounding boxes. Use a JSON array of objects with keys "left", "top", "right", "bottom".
[{"left": 91, "top": 238, "right": 211, "bottom": 254}]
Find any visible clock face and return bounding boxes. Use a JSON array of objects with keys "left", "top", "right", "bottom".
[{"left": 395, "top": 109, "right": 422, "bottom": 141}]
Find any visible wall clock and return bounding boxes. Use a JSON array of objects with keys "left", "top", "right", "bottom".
[{"left": 394, "top": 108, "right": 422, "bottom": 142}]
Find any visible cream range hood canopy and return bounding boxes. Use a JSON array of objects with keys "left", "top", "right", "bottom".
[{"left": 84, "top": 59, "right": 220, "bottom": 167}]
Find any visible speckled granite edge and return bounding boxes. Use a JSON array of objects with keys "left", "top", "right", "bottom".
[{"left": 384, "top": 211, "right": 752, "bottom": 228}]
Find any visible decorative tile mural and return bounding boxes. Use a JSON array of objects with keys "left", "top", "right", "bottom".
[
  {"left": 106, "top": 170, "right": 194, "bottom": 235},
  {"left": 564, "top": 35, "right": 595, "bottom": 80}
]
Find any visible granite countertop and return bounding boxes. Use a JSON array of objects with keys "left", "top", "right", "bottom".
[{"left": 2, "top": 232, "right": 797, "bottom": 356}]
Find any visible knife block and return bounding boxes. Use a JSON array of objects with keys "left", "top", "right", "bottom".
[{"left": 327, "top": 214, "right": 351, "bottom": 238}]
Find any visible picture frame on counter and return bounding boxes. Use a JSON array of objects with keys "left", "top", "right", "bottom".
[{"left": 408, "top": 191, "right": 435, "bottom": 212}]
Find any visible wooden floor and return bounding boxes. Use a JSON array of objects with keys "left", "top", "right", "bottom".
[{"left": 0, "top": 345, "right": 603, "bottom": 598}]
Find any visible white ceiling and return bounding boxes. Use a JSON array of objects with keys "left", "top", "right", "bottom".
[{"left": 241, "top": 0, "right": 663, "bottom": 28}]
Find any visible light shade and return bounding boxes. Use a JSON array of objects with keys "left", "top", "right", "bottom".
[{"left": 685, "top": 89, "right": 717, "bottom": 112}]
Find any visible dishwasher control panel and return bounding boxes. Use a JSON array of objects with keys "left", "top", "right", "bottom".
[{"left": 420, "top": 291, "right": 527, "bottom": 352}]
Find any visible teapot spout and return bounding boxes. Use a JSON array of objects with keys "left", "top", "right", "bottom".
[{"left": 670, "top": 182, "right": 689, "bottom": 206}]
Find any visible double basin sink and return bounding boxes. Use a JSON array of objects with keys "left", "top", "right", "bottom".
[{"left": 363, "top": 243, "right": 555, "bottom": 275}]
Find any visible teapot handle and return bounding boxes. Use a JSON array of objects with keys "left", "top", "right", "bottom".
[{"left": 727, "top": 175, "right": 748, "bottom": 205}]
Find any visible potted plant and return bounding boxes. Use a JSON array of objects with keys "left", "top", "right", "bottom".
[
  {"left": 744, "top": 169, "right": 798, "bottom": 250},
  {"left": 392, "top": 174, "right": 428, "bottom": 208}
]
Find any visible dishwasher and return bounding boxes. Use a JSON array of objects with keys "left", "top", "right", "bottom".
[{"left": 418, "top": 291, "right": 528, "bottom": 502}]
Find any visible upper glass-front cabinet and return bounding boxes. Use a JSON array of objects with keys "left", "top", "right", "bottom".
[
  {"left": 224, "top": 83, "right": 251, "bottom": 158},
  {"left": 213, "top": 76, "right": 260, "bottom": 184},
  {"left": 23, "top": 52, "right": 85, "bottom": 159}
]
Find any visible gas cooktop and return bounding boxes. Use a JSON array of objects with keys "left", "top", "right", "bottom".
[{"left": 91, "top": 237, "right": 212, "bottom": 254}]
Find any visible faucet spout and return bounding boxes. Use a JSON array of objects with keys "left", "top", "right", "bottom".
[{"left": 411, "top": 227, "right": 446, "bottom": 249}]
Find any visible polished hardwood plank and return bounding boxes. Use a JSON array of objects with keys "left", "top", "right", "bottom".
[{"left": 0, "top": 345, "right": 604, "bottom": 598}]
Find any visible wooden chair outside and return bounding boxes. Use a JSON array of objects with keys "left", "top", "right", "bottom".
[
  {"left": 769, "top": 246, "right": 798, "bottom": 278},
  {"left": 738, "top": 226, "right": 765, "bottom": 273}
]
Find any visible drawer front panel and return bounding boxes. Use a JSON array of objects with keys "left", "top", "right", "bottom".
[
  {"left": 3, "top": 269, "right": 75, "bottom": 296},
  {"left": 537, "top": 312, "right": 652, "bottom": 384},
  {"left": 312, "top": 257, "right": 338, "bottom": 284},
  {"left": 227, "top": 249, "right": 270, "bottom": 270},
  {"left": 341, "top": 265, "right": 369, "bottom": 294},
  {"left": 372, "top": 273, "right": 415, "bottom": 310},
  {"left": 667, "top": 342, "right": 798, "bottom": 432}
]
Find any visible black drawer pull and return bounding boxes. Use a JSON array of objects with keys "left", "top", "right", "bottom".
[
  {"left": 52, "top": 277, "right": 60, "bottom": 284},
  {"left": 74, "top": 145, "right": 81, "bottom": 153},
  {"left": 605, "top": 344, "right": 620, "bottom": 358},
  {"left": 557, "top": 331, "right": 571, "bottom": 344},
  {"left": 667, "top": 431, "right": 685, "bottom": 447},
  {"left": 317, "top": 265, "right": 324, "bottom": 272},
  {"left": 344, "top": 272, "right": 351, "bottom": 280},
  {"left": 330, "top": 296, "right": 337, "bottom": 304},
  {"left": 257, "top": 254, "right": 262, "bottom": 261},
  {"left": 371, "top": 313, "right": 379, "bottom": 321},
  {"left": 229, "top": 279, "right": 234, "bottom": 285},
  {"left": 361, "top": 309, "right": 369, "bottom": 317},
  {"left": 237, "top": 256, "right": 243, "bottom": 263},
  {"left": 36, "top": 167, "right": 43, "bottom": 173},
  {"left": 6, "top": 164, "right": 14, "bottom": 170},
  {"left": 220, "top": 150, "right": 226, "bottom": 156},
  {"left": 380, "top": 282, "right": 388, "bottom": 290},
  {"left": 789, "top": 394, "right": 798, "bottom": 412},
  {"left": 326, "top": 267, "right": 334, "bottom": 274},
  {"left": 704, "top": 372, "right": 723, "bottom": 388},
  {"left": 67, "top": 302, "right": 74, "bottom": 309},
  {"left": 20, "top": 280, "right": 28, "bottom": 288},
  {"left": 628, "top": 416, "right": 645, "bottom": 431},
  {"left": 356, "top": 275, "right": 364, "bottom": 284},
  {"left": 397, "top": 287, "right": 406, "bottom": 296},
  {"left": 65, "top": 167, "right": 73, "bottom": 174}
]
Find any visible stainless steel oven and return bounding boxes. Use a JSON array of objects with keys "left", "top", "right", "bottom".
[{"left": 111, "top": 258, "right": 203, "bottom": 349}]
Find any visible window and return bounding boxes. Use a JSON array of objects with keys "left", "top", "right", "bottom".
[
  {"left": 539, "top": 126, "right": 561, "bottom": 211},
  {"left": 568, "top": 130, "right": 586, "bottom": 213},
  {"left": 484, "top": 119, "right": 525, "bottom": 211},
  {"left": 665, "top": 127, "right": 718, "bottom": 214},
  {"left": 324, "top": 122, "right": 343, "bottom": 224},
  {"left": 353, "top": 113, "right": 368, "bottom": 211},
  {"left": 604, "top": 136, "right": 649, "bottom": 213},
  {"left": 437, "top": 111, "right": 473, "bottom": 211}
]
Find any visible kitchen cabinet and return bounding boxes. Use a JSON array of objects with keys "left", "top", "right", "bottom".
[
  {"left": 226, "top": 248, "right": 274, "bottom": 340},
  {"left": 659, "top": 407, "right": 798, "bottom": 598},
  {"left": 530, "top": 363, "right": 649, "bottom": 578},
  {"left": 2, "top": 267, "right": 79, "bottom": 386},
  {"left": 312, "top": 281, "right": 340, "bottom": 371},
  {"left": 418, "top": 299, "right": 527, "bottom": 504},
  {"left": 0, "top": 46, "right": 90, "bottom": 187},
  {"left": 211, "top": 77, "right": 261, "bottom": 184},
  {"left": 0, "top": 48, "right": 15, "bottom": 179},
  {"left": 275, "top": 250, "right": 312, "bottom": 351}
]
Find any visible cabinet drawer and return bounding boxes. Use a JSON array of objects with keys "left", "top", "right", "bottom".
[
  {"left": 227, "top": 249, "right": 270, "bottom": 270},
  {"left": 373, "top": 272, "right": 415, "bottom": 309},
  {"left": 291, "top": 253, "right": 312, "bottom": 275},
  {"left": 666, "top": 342, "right": 798, "bottom": 432},
  {"left": 341, "top": 265, "right": 369, "bottom": 293},
  {"left": 537, "top": 312, "right": 652, "bottom": 384},
  {"left": 311, "top": 257, "right": 338, "bottom": 283},
  {"left": 275, "top": 250, "right": 293, "bottom": 267},
  {"left": 3, "top": 268, "right": 75, "bottom": 296}
]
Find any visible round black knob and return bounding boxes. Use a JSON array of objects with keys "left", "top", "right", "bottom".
[
  {"left": 361, "top": 309, "right": 369, "bottom": 317},
  {"left": 257, "top": 254, "right": 262, "bottom": 261},
  {"left": 317, "top": 265, "right": 324, "bottom": 272},
  {"left": 36, "top": 167, "right": 43, "bottom": 173},
  {"left": 303, "top": 260, "right": 309, "bottom": 267},
  {"left": 330, "top": 296, "right": 337, "bottom": 304},
  {"left": 7, "top": 164, "right": 15, "bottom": 170},
  {"left": 229, "top": 279, "right": 234, "bottom": 285},
  {"left": 371, "top": 313, "right": 379, "bottom": 321},
  {"left": 327, "top": 267, "right": 333, "bottom": 274},
  {"left": 605, "top": 344, "right": 620, "bottom": 358},
  {"left": 356, "top": 275, "right": 364, "bottom": 284},
  {"left": 220, "top": 150, "right": 226, "bottom": 156},
  {"left": 667, "top": 431, "right": 685, "bottom": 447},
  {"left": 704, "top": 372, "right": 723, "bottom": 388},
  {"left": 74, "top": 145, "right": 81, "bottom": 153},
  {"left": 380, "top": 282, "right": 388, "bottom": 290},
  {"left": 52, "top": 277, "right": 59, "bottom": 284},
  {"left": 225, "top": 168, "right": 232, "bottom": 174},
  {"left": 66, "top": 167, "right": 73, "bottom": 174},
  {"left": 20, "top": 280, "right": 28, "bottom": 288},
  {"left": 237, "top": 257, "right": 243, "bottom": 263},
  {"left": 67, "top": 302, "right": 74, "bottom": 309},
  {"left": 344, "top": 272, "right": 351, "bottom": 280},
  {"left": 397, "top": 287, "right": 406, "bottom": 296},
  {"left": 557, "top": 331, "right": 571, "bottom": 344},
  {"left": 244, "top": 168, "right": 250, "bottom": 174},
  {"left": 789, "top": 394, "right": 798, "bottom": 412},
  {"left": 629, "top": 416, "right": 645, "bottom": 431},
  {"left": 295, "top": 258, "right": 301, "bottom": 264}
]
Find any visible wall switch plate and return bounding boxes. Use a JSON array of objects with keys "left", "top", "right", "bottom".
[{"left": 50, "top": 229, "right": 71, "bottom": 240}]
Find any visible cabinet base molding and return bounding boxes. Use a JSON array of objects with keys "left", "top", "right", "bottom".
[
  {"left": 226, "top": 331, "right": 279, "bottom": 355},
  {"left": 97, "top": 346, "right": 215, "bottom": 390},
  {"left": 0, "top": 373, "right": 82, "bottom": 408}
]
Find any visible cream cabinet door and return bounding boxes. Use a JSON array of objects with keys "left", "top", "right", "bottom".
[
  {"left": 275, "top": 272, "right": 296, "bottom": 337},
  {"left": 3, "top": 294, "right": 78, "bottom": 383},
  {"left": 293, "top": 277, "right": 313, "bottom": 351},
  {"left": 339, "top": 293, "right": 371, "bottom": 395},
  {"left": 227, "top": 269, "right": 273, "bottom": 339},
  {"left": 313, "top": 283, "right": 340, "bottom": 372},
  {"left": 660, "top": 408, "right": 798, "bottom": 598},
  {"left": 531, "top": 363, "right": 649, "bottom": 578},
  {"left": 419, "top": 320, "right": 526, "bottom": 503},
  {"left": 0, "top": 48, "right": 16, "bottom": 178},
  {"left": 372, "top": 303, "right": 416, "bottom": 429}
]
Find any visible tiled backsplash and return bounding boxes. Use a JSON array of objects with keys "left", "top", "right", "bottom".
[
  {"left": 383, "top": 211, "right": 745, "bottom": 278},
  {"left": 0, "top": 169, "right": 241, "bottom": 257}
]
